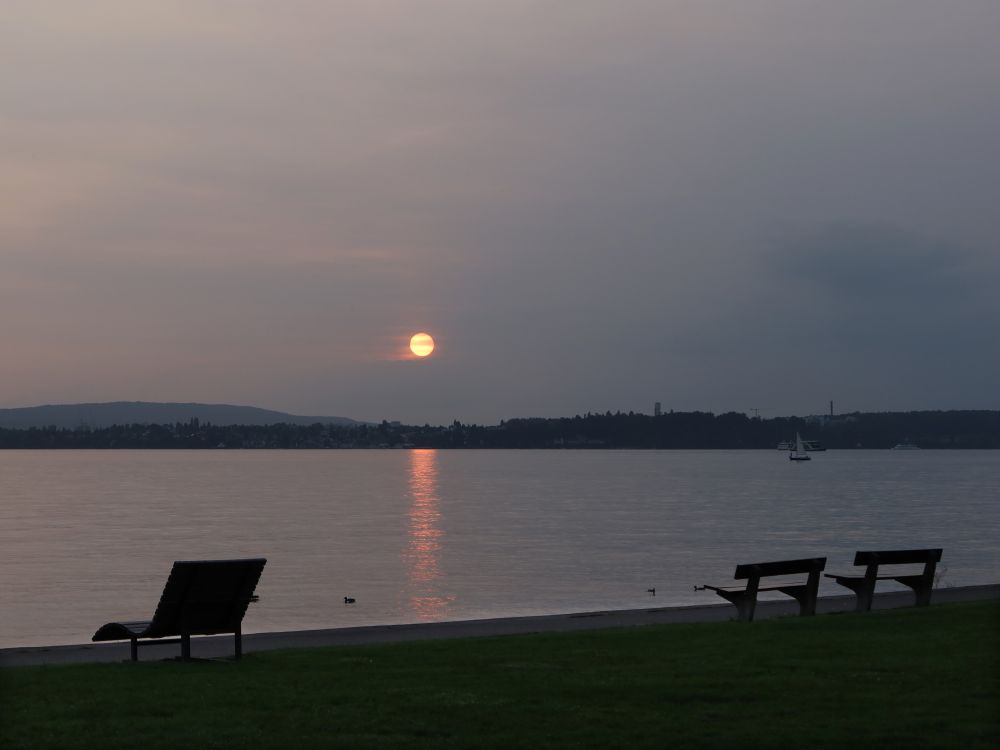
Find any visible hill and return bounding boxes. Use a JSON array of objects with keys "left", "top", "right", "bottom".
[{"left": 0, "top": 402, "right": 361, "bottom": 429}]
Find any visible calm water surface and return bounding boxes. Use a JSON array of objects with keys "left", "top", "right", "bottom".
[{"left": 1, "top": 449, "right": 998, "bottom": 647}]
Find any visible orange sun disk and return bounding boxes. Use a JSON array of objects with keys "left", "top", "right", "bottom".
[{"left": 409, "top": 332, "right": 435, "bottom": 357}]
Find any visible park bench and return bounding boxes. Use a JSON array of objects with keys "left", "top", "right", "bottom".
[
  {"left": 825, "top": 548, "right": 942, "bottom": 612},
  {"left": 697, "top": 557, "right": 826, "bottom": 622},
  {"left": 92, "top": 558, "right": 266, "bottom": 661}
]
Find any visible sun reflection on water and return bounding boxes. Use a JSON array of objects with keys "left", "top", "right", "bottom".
[{"left": 405, "top": 449, "right": 452, "bottom": 619}]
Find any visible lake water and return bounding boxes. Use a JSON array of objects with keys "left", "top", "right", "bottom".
[{"left": 1, "top": 449, "right": 998, "bottom": 648}]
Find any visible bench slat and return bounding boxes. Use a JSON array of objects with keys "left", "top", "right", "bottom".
[
  {"left": 823, "top": 573, "right": 920, "bottom": 581},
  {"left": 853, "top": 548, "right": 942, "bottom": 565},
  {"left": 734, "top": 557, "right": 826, "bottom": 579},
  {"left": 708, "top": 584, "right": 809, "bottom": 593}
]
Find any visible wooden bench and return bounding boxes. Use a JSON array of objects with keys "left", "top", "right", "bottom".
[
  {"left": 825, "top": 549, "right": 942, "bottom": 612},
  {"left": 697, "top": 557, "right": 826, "bottom": 622},
  {"left": 92, "top": 558, "right": 266, "bottom": 661}
]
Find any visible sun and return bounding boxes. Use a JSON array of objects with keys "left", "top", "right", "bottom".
[{"left": 409, "top": 332, "right": 435, "bottom": 357}]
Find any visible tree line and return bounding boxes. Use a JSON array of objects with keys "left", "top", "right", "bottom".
[{"left": 1, "top": 410, "right": 998, "bottom": 449}]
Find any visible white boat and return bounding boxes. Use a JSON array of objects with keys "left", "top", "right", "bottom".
[
  {"left": 778, "top": 438, "right": 825, "bottom": 451},
  {"left": 892, "top": 442, "right": 921, "bottom": 450},
  {"left": 789, "top": 433, "right": 811, "bottom": 461}
]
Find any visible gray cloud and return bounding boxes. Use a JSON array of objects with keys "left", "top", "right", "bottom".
[
  {"left": 773, "top": 224, "right": 995, "bottom": 347},
  {"left": 680, "top": 224, "right": 1000, "bottom": 416}
]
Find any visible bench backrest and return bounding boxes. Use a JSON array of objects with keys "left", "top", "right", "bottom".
[
  {"left": 734, "top": 557, "right": 826, "bottom": 579},
  {"left": 853, "top": 549, "right": 942, "bottom": 566},
  {"left": 146, "top": 558, "right": 266, "bottom": 638}
]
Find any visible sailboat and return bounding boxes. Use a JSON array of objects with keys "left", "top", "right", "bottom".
[{"left": 789, "top": 432, "right": 811, "bottom": 462}]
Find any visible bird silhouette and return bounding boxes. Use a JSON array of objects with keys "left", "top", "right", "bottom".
[
  {"left": 344, "top": 596, "right": 356, "bottom": 604},
  {"left": 647, "top": 588, "right": 656, "bottom": 596}
]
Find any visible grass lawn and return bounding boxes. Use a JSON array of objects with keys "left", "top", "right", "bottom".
[{"left": 2, "top": 601, "right": 998, "bottom": 749}]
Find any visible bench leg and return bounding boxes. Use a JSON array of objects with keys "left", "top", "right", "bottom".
[
  {"left": 894, "top": 575, "right": 933, "bottom": 607},
  {"left": 831, "top": 576, "right": 875, "bottom": 612},
  {"left": 787, "top": 570, "right": 821, "bottom": 617},
  {"left": 715, "top": 591, "right": 757, "bottom": 622},
  {"left": 180, "top": 633, "right": 191, "bottom": 661},
  {"left": 777, "top": 587, "right": 818, "bottom": 617},
  {"left": 855, "top": 582, "right": 875, "bottom": 612},
  {"left": 130, "top": 637, "right": 138, "bottom": 662},
  {"left": 235, "top": 624, "right": 242, "bottom": 660},
  {"left": 913, "top": 586, "right": 932, "bottom": 607}
]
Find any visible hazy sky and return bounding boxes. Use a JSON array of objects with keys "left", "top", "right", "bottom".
[{"left": 3, "top": 1, "right": 999, "bottom": 424}]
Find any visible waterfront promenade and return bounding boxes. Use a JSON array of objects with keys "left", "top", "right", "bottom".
[{"left": 3, "top": 583, "right": 997, "bottom": 667}]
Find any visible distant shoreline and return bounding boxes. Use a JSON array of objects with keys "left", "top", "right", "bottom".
[
  {"left": 3, "top": 409, "right": 999, "bottom": 449},
  {"left": 1, "top": 446, "right": 997, "bottom": 451}
]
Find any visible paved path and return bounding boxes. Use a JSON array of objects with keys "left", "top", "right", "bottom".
[{"left": 3, "top": 583, "right": 997, "bottom": 667}]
